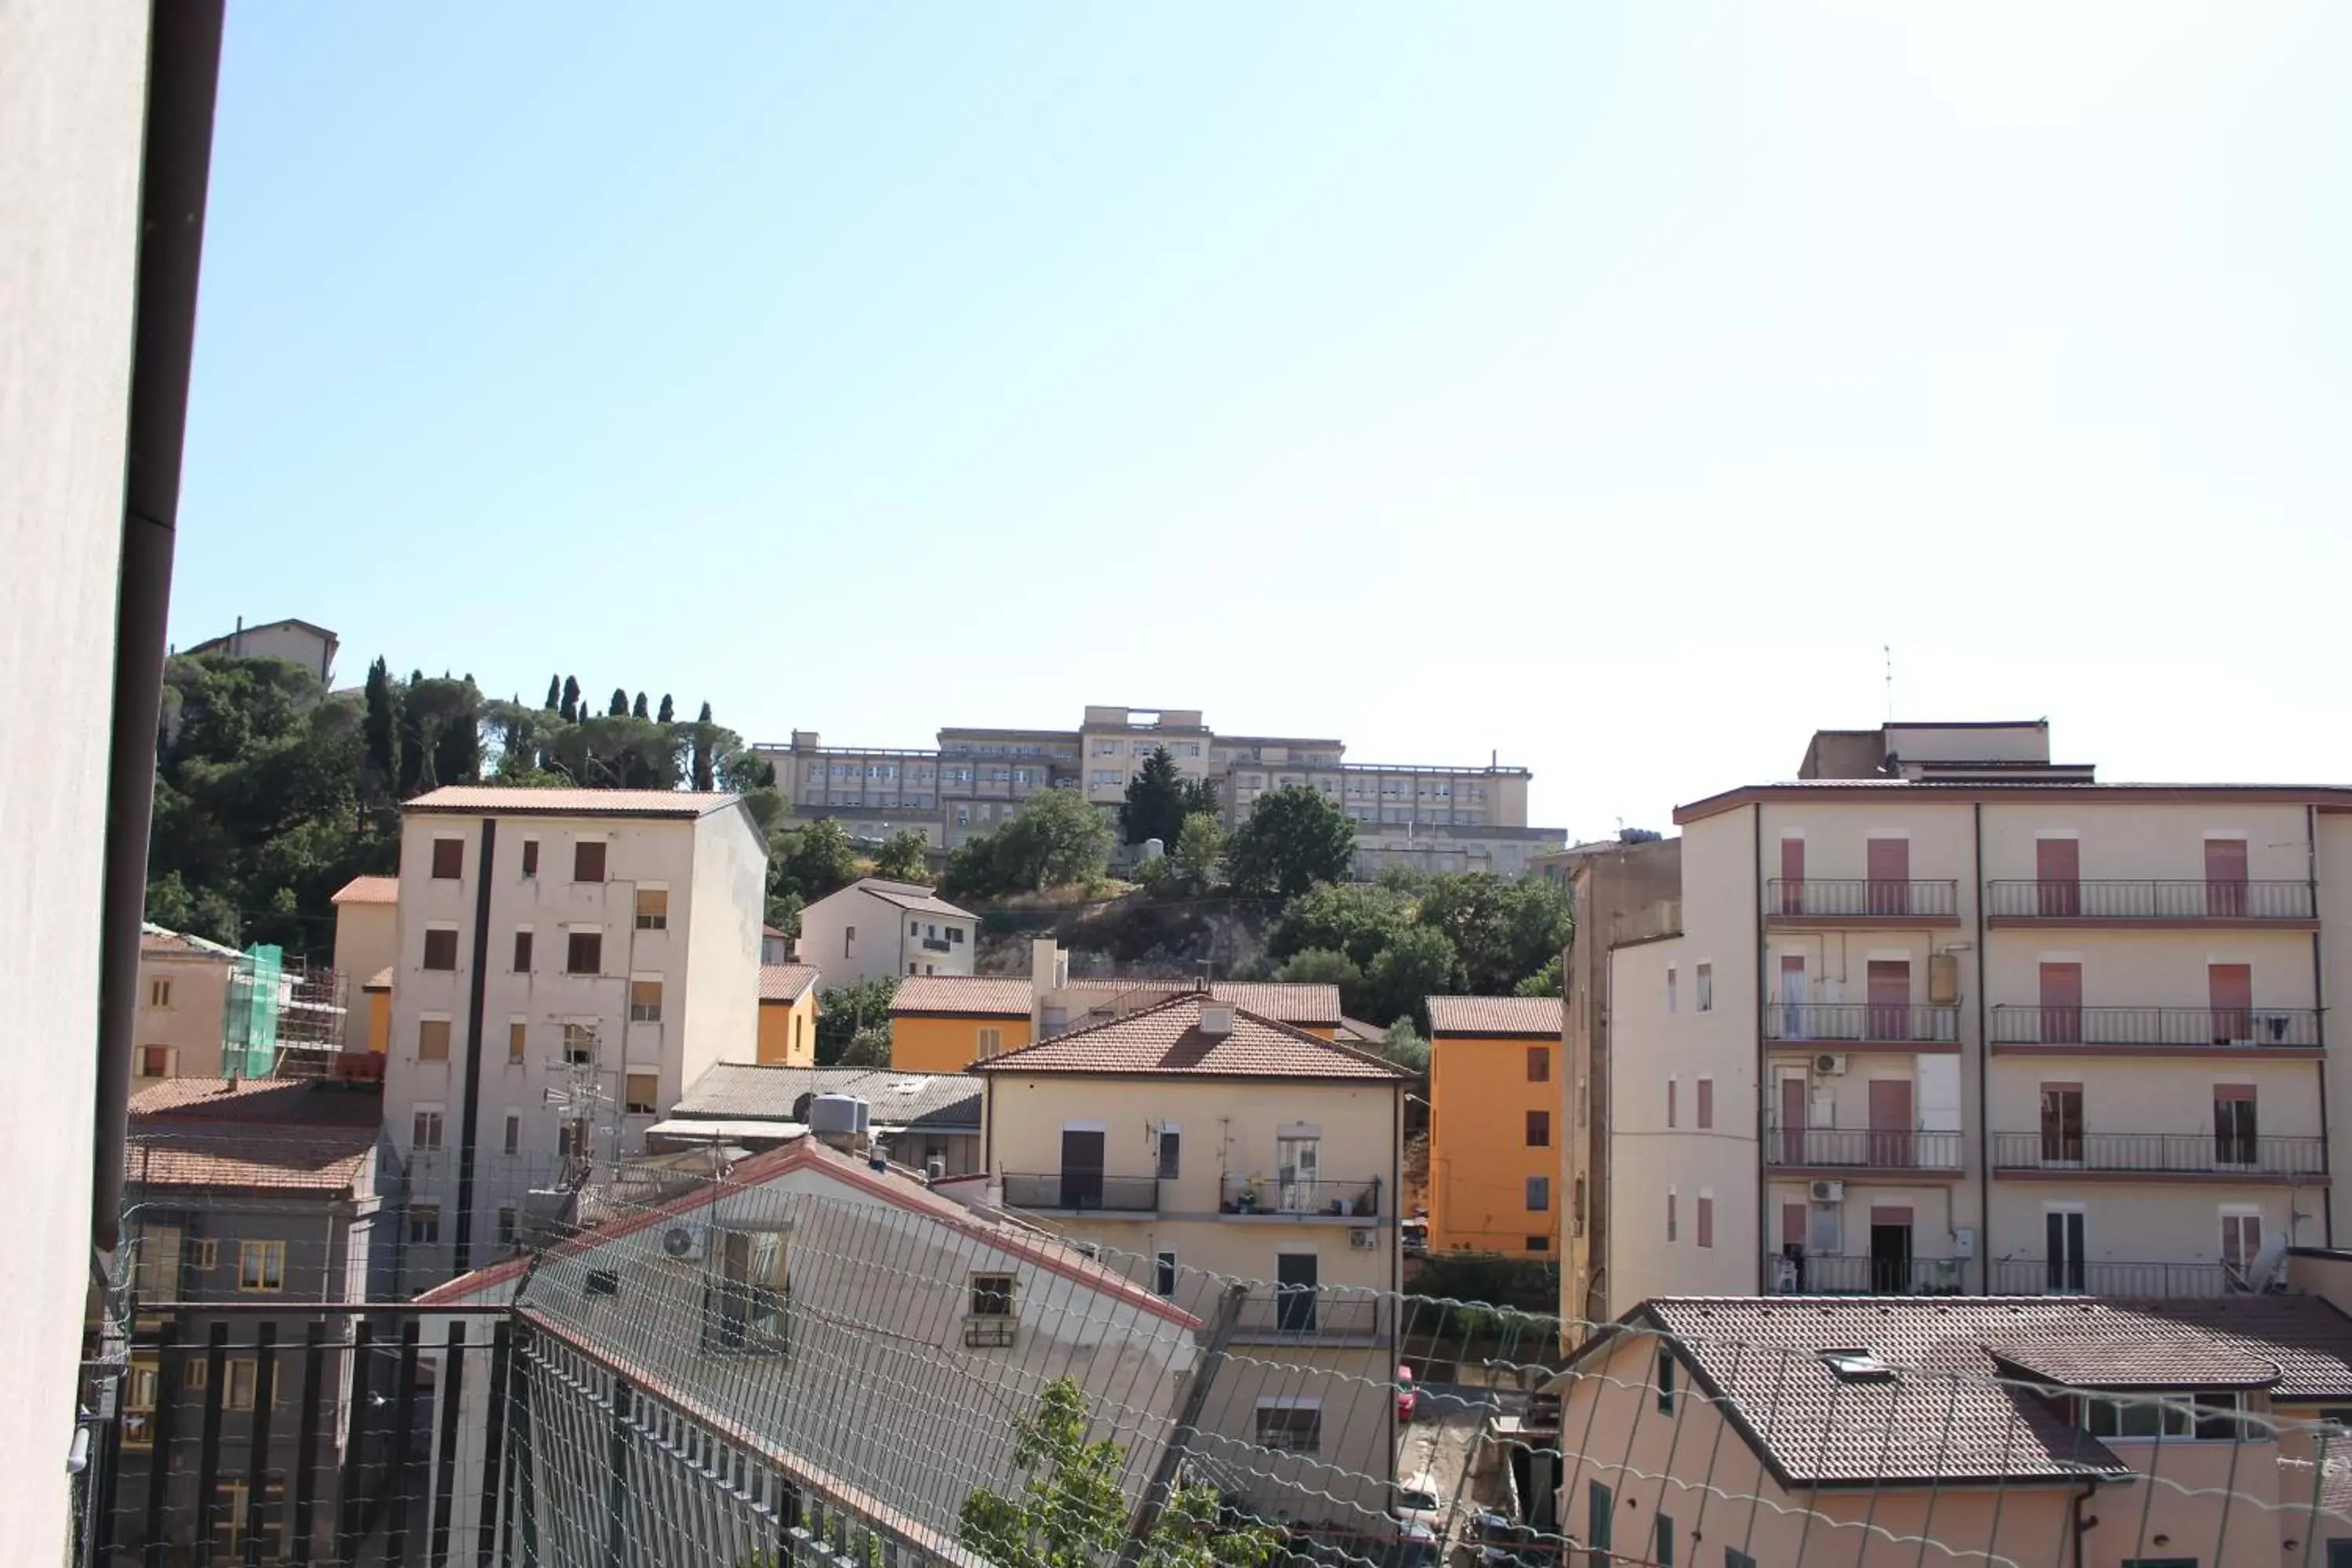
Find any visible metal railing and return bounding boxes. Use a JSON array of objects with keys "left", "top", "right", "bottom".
[
  {"left": 1762, "top": 1253, "right": 1966, "bottom": 1295},
  {"left": 1990, "top": 1131, "right": 2325, "bottom": 1177},
  {"left": 920, "top": 936, "right": 954, "bottom": 953},
  {"left": 999, "top": 1171, "right": 1160, "bottom": 1213},
  {"left": 1764, "top": 1002, "right": 1961, "bottom": 1044},
  {"left": 1218, "top": 1175, "right": 1382, "bottom": 1218},
  {"left": 1985, "top": 878, "right": 2315, "bottom": 921},
  {"left": 1989, "top": 1005, "right": 2321, "bottom": 1049},
  {"left": 1766, "top": 879, "right": 1960, "bottom": 918},
  {"left": 1231, "top": 1290, "right": 1386, "bottom": 1340},
  {"left": 1764, "top": 1126, "right": 1963, "bottom": 1170},
  {"left": 1989, "top": 1258, "right": 2241, "bottom": 1298}
]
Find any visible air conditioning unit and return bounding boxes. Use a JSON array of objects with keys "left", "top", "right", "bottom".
[
  {"left": 659, "top": 1222, "right": 708, "bottom": 1262},
  {"left": 925, "top": 1156, "right": 948, "bottom": 1181},
  {"left": 1809, "top": 1180, "right": 1845, "bottom": 1203},
  {"left": 1813, "top": 1054, "right": 1848, "bottom": 1076},
  {"left": 1349, "top": 1228, "right": 1381, "bottom": 1250},
  {"left": 1076, "top": 1240, "right": 1102, "bottom": 1260}
]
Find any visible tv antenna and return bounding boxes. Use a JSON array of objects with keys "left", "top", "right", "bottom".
[{"left": 1883, "top": 644, "right": 1894, "bottom": 720}]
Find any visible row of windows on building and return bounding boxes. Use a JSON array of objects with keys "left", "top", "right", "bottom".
[
  {"left": 430, "top": 836, "right": 608, "bottom": 883},
  {"left": 419, "top": 889, "right": 668, "bottom": 978}
]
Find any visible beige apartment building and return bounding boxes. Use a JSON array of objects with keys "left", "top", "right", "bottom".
[
  {"left": 760, "top": 704, "right": 1564, "bottom": 877},
  {"left": 381, "top": 786, "right": 768, "bottom": 1287},
  {"left": 969, "top": 993, "right": 1410, "bottom": 1525},
  {"left": 1577, "top": 720, "right": 2352, "bottom": 1327},
  {"left": 792, "top": 877, "right": 978, "bottom": 989},
  {"left": 132, "top": 925, "right": 241, "bottom": 1082},
  {"left": 328, "top": 874, "right": 398, "bottom": 1053}
]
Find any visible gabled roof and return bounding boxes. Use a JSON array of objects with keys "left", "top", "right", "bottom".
[
  {"left": 759, "top": 964, "right": 822, "bottom": 1004},
  {"left": 363, "top": 966, "right": 393, "bottom": 991},
  {"left": 331, "top": 874, "right": 399, "bottom": 905},
  {"left": 820, "top": 877, "right": 974, "bottom": 921},
  {"left": 890, "top": 974, "right": 1033, "bottom": 1018},
  {"left": 127, "top": 1077, "right": 383, "bottom": 1194},
  {"left": 972, "top": 993, "right": 1408, "bottom": 1082},
  {"left": 182, "top": 617, "right": 338, "bottom": 653},
  {"left": 1060, "top": 978, "right": 1342, "bottom": 1027},
  {"left": 140, "top": 922, "right": 241, "bottom": 961},
  {"left": 1428, "top": 995, "right": 1563, "bottom": 1038},
  {"left": 403, "top": 786, "right": 745, "bottom": 819},
  {"left": 675, "top": 1064, "right": 981, "bottom": 1131}
]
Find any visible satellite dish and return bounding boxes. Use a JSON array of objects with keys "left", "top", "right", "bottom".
[{"left": 2245, "top": 1231, "right": 2290, "bottom": 1294}]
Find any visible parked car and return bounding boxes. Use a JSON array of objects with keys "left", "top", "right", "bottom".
[
  {"left": 1401, "top": 1218, "right": 1429, "bottom": 1254},
  {"left": 1391, "top": 1472, "right": 1446, "bottom": 1536},
  {"left": 1469, "top": 1512, "right": 1556, "bottom": 1568},
  {"left": 1394, "top": 1364, "right": 1417, "bottom": 1423}
]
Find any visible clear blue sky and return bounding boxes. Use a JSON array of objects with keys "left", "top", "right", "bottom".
[{"left": 172, "top": 4, "right": 2352, "bottom": 836}]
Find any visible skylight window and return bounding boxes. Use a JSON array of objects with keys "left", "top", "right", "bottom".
[{"left": 1819, "top": 1348, "right": 1896, "bottom": 1382}]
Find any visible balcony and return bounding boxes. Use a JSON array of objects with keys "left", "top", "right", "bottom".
[
  {"left": 1991, "top": 1131, "right": 2325, "bottom": 1180},
  {"left": 1985, "top": 879, "right": 2316, "bottom": 927},
  {"left": 1766, "top": 879, "right": 1960, "bottom": 926},
  {"left": 1219, "top": 1174, "right": 1381, "bottom": 1220},
  {"left": 1762, "top": 1252, "right": 1966, "bottom": 1295},
  {"left": 1765, "top": 1126, "right": 1963, "bottom": 1174},
  {"left": 1988, "top": 1259, "right": 2243, "bottom": 1298},
  {"left": 1989, "top": 1005, "right": 2321, "bottom": 1053},
  {"left": 1765, "top": 1003, "right": 1961, "bottom": 1048},
  {"left": 999, "top": 1171, "right": 1159, "bottom": 1214},
  {"left": 1231, "top": 1290, "right": 1386, "bottom": 1343},
  {"left": 920, "top": 937, "right": 954, "bottom": 953}
]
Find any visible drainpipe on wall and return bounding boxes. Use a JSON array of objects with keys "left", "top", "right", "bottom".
[
  {"left": 1751, "top": 805, "right": 1768, "bottom": 1287},
  {"left": 1972, "top": 804, "right": 1990, "bottom": 1290},
  {"left": 2309, "top": 803, "right": 2332, "bottom": 1245}
]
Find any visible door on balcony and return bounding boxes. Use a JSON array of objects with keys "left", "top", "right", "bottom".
[
  {"left": 1867, "top": 1079, "right": 1913, "bottom": 1167},
  {"left": 2209, "top": 963, "right": 2254, "bottom": 1045},
  {"left": 2039, "top": 1083, "right": 2084, "bottom": 1167},
  {"left": 2035, "top": 837, "right": 2080, "bottom": 916},
  {"left": 1867, "top": 837, "right": 1910, "bottom": 916},
  {"left": 1276, "top": 1251, "right": 1318, "bottom": 1332},
  {"left": 1779, "top": 956, "right": 1807, "bottom": 1040},
  {"left": 2206, "top": 837, "right": 2249, "bottom": 919},
  {"left": 2038, "top": 963, "right": 2083, "bottom": 1046},
  {"left": 1866, "top": 960, "right": 1911, "bottom": 1042},
  {"left": 1059, "top": 1128, "right": 1105, "bottom": 1211},
  {"left": 2215, "top": 1086, "right": 2257, "bottom": 1169},
  {"left": 1780, "top": 1202, "right": 1809, "bottom": 1290},
  {"left": 1780, "top": 1078, "right": 1807, "bottom": 1166},
  {"left": 2221, "top": 1210, "right": 2263, "bottom": 1286},
  {"left": 1780, "top": 837, "right": 1806, "bottom": 914},
  {"left": 2046, "top": 1208, "right": 2086, "bottom": 1294},
  {"left": 1870, "top": 1206, "right": 1914, "bottom": 1294},
  {"left": 1277, "top": 1134, "right": 1319, "bottom": 1214}
]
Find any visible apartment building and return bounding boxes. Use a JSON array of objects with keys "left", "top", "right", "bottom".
[
  {"left": 382, "top": 786, "right": 768, "bottom": 1286},
  {"left": 133, "top": 924, "right": 242, "bottom": 1082},
  {"left": 971, "top": 993, "right": 1410, "bottom": 1524},
  {"left": 1589, "top": 719, "right": 2352, "bottom": 1323},
  {"left": 760, "top": 704, "right": 1565, "bottom": 877},
  {"left": 328, "top": 875, "right": 398, "bottom": 1053},
  {"left": 755, "top": 963, "right": 821, "bottom": 1066},
  {"left": 1426, "top": 996, "right": 1566, "bottom": 1259},
  {"left": 180, "top": 615, "right": 340, "bottom": 687},
  {"left": 793, "top": 877, "right": 978, "bottom": 988}
]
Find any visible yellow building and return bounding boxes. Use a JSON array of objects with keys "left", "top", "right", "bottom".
[
  {"left": 362, "top": 966, "right": 391, "bottom": 1053},
  {"left": 888, "top": 974, "right": 1034, "bottom": 1072},
  {"left": 757, "top": 964, "right": 822, "bottom": 1067},
  {"left": 1427, "top": 995, "right": 1565, "bottom": 1258}
]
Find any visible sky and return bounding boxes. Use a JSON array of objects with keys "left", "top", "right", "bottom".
[{"left": 172, "top": 3, "right": 2352, "bottom": 838}]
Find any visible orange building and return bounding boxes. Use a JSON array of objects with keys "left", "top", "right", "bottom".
[
  {"left": 757, "top": 964, "right": 822, "bottom": 1067},
  {"left": 1427, "top": 994, "right": 1565, "bottom": 1258},
  {"left": 887, "top": 974, "right": 1034, "bottom": 1073}
]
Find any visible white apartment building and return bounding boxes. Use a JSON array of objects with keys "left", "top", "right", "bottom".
[
  {"left": 793, "top": 877, "right": 978, "bottom": 989},
  {"left": 1581, "top": 720, "right": 2352, "bottom": 1323},
  {"left": 383, "top": 786, "right": 767, "bottom": 1287}
]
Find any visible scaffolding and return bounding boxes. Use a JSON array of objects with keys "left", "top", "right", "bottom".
[{"left": 221, "top": 946, "right": 349, "bottom": 1080}]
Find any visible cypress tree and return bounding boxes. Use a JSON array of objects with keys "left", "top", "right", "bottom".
[
  {"left": 608, "top": 688, "right": 628, "bottom": 717},
  {"left": 560, "top": 675, "right": 580, "bottom": 724},
  {"left": 632, "top": 691, "right": 649, "bottom": 720},
  {"left": 657, "top": 694, "right": 674, "bottom": 724},
  {"left": 545, "top": 674, "right": 561, "bottom": 711},
  {"left": 363, "top": 658, "right": 399, "bottom": 793}
]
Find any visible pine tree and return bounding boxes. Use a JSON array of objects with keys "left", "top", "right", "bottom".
[
  {"left": 560, "top": 676, "right": 580, "bottom": 724},
  {"left": 657, "top": 694, "right": 674, "bottom": 724},
  {"left": 632, "top": 691, "right": 649, "bottom": 720},
  {"left": 608, "top": 688, "right": 628, "bottom": 717},
  {"left": 545, "top": 674, "right": 561, "bottom": 711}
]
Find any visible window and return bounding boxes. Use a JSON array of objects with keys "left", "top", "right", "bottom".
[
  {"left": 1588, "top": 1483, "right": 1613, "bottom": 1556},
  {"left": 559, "top": 1121, "right": 588, "bottom": 1159},
  {"left": 1654, "top": 1515, "right": 1675, "bottom": 1567},
  {"left": 2216, "top": 1085, "right": 2258, "bottom": 1167},
  {"left": 139, "top": 1045, "right": 174, "bottom": 1079},
  {"left": 1657, "top": 1345, "right": 1677, "bottom": 1412},
  {"left": 949, "top": 927, "right": 964, "bottom": 944},
  {"left": 183, "top": 1356, "right": 208, "bottom": 1392},
  {"left": 1726, "top": 1552, "right": 1758, "bottom": 1568},
  {"left": 423, "top": 927, "right": 459, "bottom": 970},
  {"left": 238, "top": 1240, "right": 285, "bottom": 1293},
  {"left": 563, "top": 1023, "right": 596, "bottom": 1063},
  {"left": 1666, "top": 1189, "right": 1678, "bottom": 1243},
  {"left": 409, "top": 1205, "right": 441, "bottom": 1245},
  {"left": 843, "top": 924, "right": 856, "bottom": 957},
  {"left": 635, "top": 888, "right": 669, "bottom": 930},
  {"left": 1573, "top": 1176, "right": 1587, "bottom": 1238},
  {"left": 1155, "top": 1250, "right": 1178, "bottom": 1297},
  {"left": 1526, "top": 1109, "right": 1551, "bottom": 1148},
  {"left": 149, "top": 978, "right": 172, "bottom": 1008},
  {"left": 1526, "top": 1046, "right": 1550, "bottom": 1083},
  {"left": 1526, "top": 1175, "right": 1550, "bottom": 1211},
  {"left": 1665, "top": 967, "right": 1677, "bottom": 1014},
  {"left": 430, "top": 837, "right": 464, "bottom": 879},
  {"left": 412, "top": 1108, "right": 445, "bottom": 1150},
  {"left": 1254, "top": 1401, "right": 1322, "bottom": 1454},
  {"left": 497, "top": 1206, "right": 518, "bottom": 1247},
  {"left": 967, "top": 1272, "right": 1018, "bottom": 1346},
  {"left": 504, "top": 1112, "right": 521, "bottom": 1155},
  {"left": 508, "top": 1020, "right": 526, "bottom": 1062},
  {"left": 521, "top": 838, "right": 539, "bottom": 877},
  {"left": 977, "top": 1026, "right": 1003, "bottom": 1058},
  {"left": 567, "top": 931, "right": 602, "bottom": 974},
  {"left": 573, "top": 840, "right": 605, "bottom": 882},
  {"left": 1697, "top": 1077, "right": 1714, "bottom": 1129},
  {"left": 1526, "top": 1235, "right": 1550, "bottom": 1252},
  {"left": 2222, "top": 1209, "right": 2264, "bottom": 1279},
  {"left": 225, "top": 1359, "right": 261, "bottom": 1411},
  {"left": 1697, "top": 1194, "right": 1715, "bottom": 1249},
  {"left": 1696, "top": 963, "right": 1713, "bottom": 1012},
  {"left": 909, "top": 920, "right": 920, "bottom": 936},
  {"left": 122, "top": 1354, "right": 160, "bottom": 1447},
  {"left": 702, "top": 1230, "right": 789, "bottom": 1356},
  {"left": 1667, "top": 1080, "right": 1678, "bottom": 1128},
  {"left": 2081, "top": 1390, "right": 2247, "bottom": 1441},
  {"left": 511, "top": 929, "right": 532, "bottom": 971},
  {"left": 418, "top": 1019, "right": 451, "bottom": 1061},
  {"left": 626, "top": 1073, "right": 659, "bottom": 1115},
  {"left": 630, "top": 978, "right": 663, "bottom": 1022}
]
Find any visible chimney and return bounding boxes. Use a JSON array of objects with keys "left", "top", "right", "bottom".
[
  {"left": 1199, "top": 1004, "right": 1235, "bottom": 1036},
  {"left": 1030, "top": 937, "right": 1067, "bottom": 998}
]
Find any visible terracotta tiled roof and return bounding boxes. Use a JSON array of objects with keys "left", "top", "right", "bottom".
[
  {"left": 972, "top": 993, "right": 1408, "bottom": 1081},
  {"left": 1427, "top": 996, "right": 1563, "bottom": 1037},
  {"left": 129, "top": 1076, "right": 383, "bottom": 1125},
  {"left": 364, "top": 966, "right": 394, "bottom": 991},
  {"left": 759, "top": 964, "right": 822, "bottom": 1003},
  {"left": 402, "top": 786, "right": 742, "bottom": 818},
  {"left": 127, "top": 1078, "right": 383, "bottom": 1193},
  {"left": 1986, "top": 1333, "right": 2281, "bottom": 1390},
  {"left": 890, "top": 975, "right": 1033, "bottom": 1018},
  {"left": 331, "top": 874, "right": 399, "bottom": 905},
  {"left": 1060, "top": 978, "right": 1341, "bottom": 1025},
  {"left": 139, "top": 923, "right": 240, "bottom": 961}
]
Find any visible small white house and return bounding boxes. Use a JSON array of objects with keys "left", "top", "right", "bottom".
[{"left": 795, "top": 878, "right": 978, "bottom": 989}]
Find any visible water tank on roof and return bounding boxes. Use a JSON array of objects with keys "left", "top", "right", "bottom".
[{"left": 808, "top": 1094, "right": 870, "bottom": 1135}]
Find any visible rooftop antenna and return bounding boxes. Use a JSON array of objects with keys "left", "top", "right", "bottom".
[{"left": 1883, "top": 644, "right": 1894, "bottom": 721}]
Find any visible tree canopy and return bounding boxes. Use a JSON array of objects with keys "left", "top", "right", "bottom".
[
  {"left": 871, "top": 829, "right": 932, "bottom": 883},
  {"left": 1223, "top": 786, "right": 1356, "bottom": 898},
  {"left": 940, "top": 789, "right": 1114, "bottom": 902},
  {"left": 1118, "top": 746, "right": 1219, "bottom": 848},
  {"left": 1261, "top": 871, "right": 1570, "bottom": 1029}
]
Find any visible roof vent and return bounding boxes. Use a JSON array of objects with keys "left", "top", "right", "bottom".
[
  {"left": 1199, "top": 1004, "right": 1236, "bottom": 1036},
  {"left": 1818, "top": 1348, "right": 1896, "bottom": 1383}
]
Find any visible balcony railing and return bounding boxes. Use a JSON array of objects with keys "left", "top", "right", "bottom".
[
  {"left": 1219, "top": 1175, "right": 1382, "bottom": 1218},
  {"left": 1989, "top": 1005, "right": 2321, "bottom": 1050},
  {"left": 1765, "top": 1003, "right": 1961, "bottom": 1044},
  {"left": 1991, "top": 1131, "right": 2325, "bottom": 1178},
  {"left": 920, "top": 937, "right": 954, "bottom": 953},
  {"left": 1988, "top": 1259, "right": 2242, "bottom": 1298},
  {"left": 1764, "top": 1126, "right": 1963, "bottom": 1171},
  {"left": 1232, "top": 1290, "right": 1386, "bottom": 1340},
  {"left": 1766, "top": 879, "right": 1960, "bottom": 919},
  {"left": 999, "top": 1171, "right": 1160, "bottom": 1214},
  {"left": 1985, "top": 879, "right": 2315, "bottom": 922},
  {"left": 1762, "top": 1252, "right": 1966, "bottom": 1295}
]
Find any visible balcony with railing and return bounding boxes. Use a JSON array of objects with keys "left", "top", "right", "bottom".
[
  {"left": 1229, "top": 1289, "right": 1387, "bottom": 1344},
  {"left": 1761, "top": 1252, "right": 1966, "bottom": 1295},
  {"left": 1989, "top": 1005, "right": 2321, "bottom": 1053},
  {"left": 920, "top": 936, "right": 954, "bottom": 953},
  {"left": 1991, "top": 1131, "right": 2325, "bottom": 1180},
  {"left": 1985, "top": 879, "right": 2316, "bottom": 926},
  {"left": 1766, "top": 878, "right": 1961, "bottom": 925},
  {"left": 1764, "top": 1126, "right": 1964, "bottom": 1174},
  {"left": 1218, "top": 1174, "right": 1382, "bottom": 1221},
  {"left": 999, "top": 1171, "right": 1160, "bottom": 1214},
  {"left": 1765, "top": 1002, "right": 1961, "bottom": 1048},
  {"left": 1988, "top": 1258, "right": 2243, "bottom": 1298}
]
